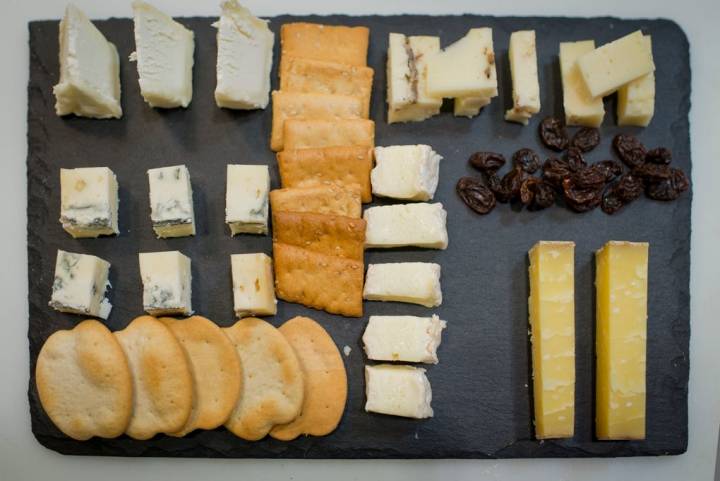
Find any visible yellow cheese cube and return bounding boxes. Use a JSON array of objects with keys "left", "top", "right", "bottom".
[
  {"left": 618, "top": 36, "right": 655, "bottom": 127},
  {"left": 559, "top": 40, "right": 605, "bottom": 127}
]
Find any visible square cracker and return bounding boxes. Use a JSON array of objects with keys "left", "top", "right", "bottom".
[
  {"left": 273, "top": 242, "right": 363, "bottom": 317},
  {"left": 270, "top": 185, "right": 362, "bottom": 218},
  {"left": 280, "top": 23, "right": 369, "bottom": 69},
  {"left": 283, "top": 119, "right": 375, "bottom": 151},
  {"left": 277, "top": 146, "right": 373, "bottom": 203},
  {"left": 273, "top": 210, "right": 366, "bottom": 261}
]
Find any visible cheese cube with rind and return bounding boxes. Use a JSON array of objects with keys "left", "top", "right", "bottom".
[
  {"left": 504, "top": 30, "right": 541, "bottom": 125},
  {"left": 362, "top": 315, "right": 446, "bottom": 364},
  {"left": 231, "top": 253, "right": 277, "bottom": 317},
  {"left": 139, "top": 251, "right": 192, "bottom": 316},
  {"left": 363, "top": 262, "right": 442, "bottom": 307},
  {"left": 60, "top": 167, "right": 119, "bottom": 238},
  {"left": 225, "top": 165, "right": 270, "bottom": 235},
  {"left": 559, "top": 40, "right": 605, "bottom": 127},
  {"left": 49, "top": 250, "right": 112, "bottom": 319},
  {"left": 364, "top": 203, "right": 448, "bottom": 249},
  {"left": 365, "top": 364, "right": 433, "bottom": 419},
  {"left": 147, "top": 165, "right": 196, "bottom": 238},
  {"left": 371, "top": 145, "right": 442, "bottom": 201},
  {"left": 617, "top": 36, "right": 655, "bottom": 127}
]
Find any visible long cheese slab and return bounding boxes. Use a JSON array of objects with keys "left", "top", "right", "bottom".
[
  {"left": 559, "top": 40, "right": 605, "bottom": 127},
  {"left": 595, "top": 241, "right": 648, "bottom": 440},
  {"left": 528, "top": 241, "right": 575, "bottom": 439},
  {"left": 505, "top": 30, "right": 541, "bottom": 125},
  {"left": 617, "top": 36, "right": 655, "bottom": 127}
]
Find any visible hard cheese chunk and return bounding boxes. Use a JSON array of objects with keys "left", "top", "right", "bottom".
[
  {"left": 453, "top": 95, "right": 490, "bottom": 118},
  {"left": 147, "top": 165, "right": 195, "bottom": 238},
  {"left": 53, "top": 4, "right": 122, "bottom": 119},
  {"left": 617, "top": 36, "right": 655, "bottom": 127},
  {"left": 131, "top": 1, "right": 194, "bottom": 108},
  {"left": 576, "top": 30, "right": 655, "bottom": 98},
  {"left": 505, "top": 30, "right": 541, "bottom": 125},
  {"left": 363, "top": 315, "right": 446, "bottom": 364},
  {"left": 528, "top": 241, "right": 575, "bottom": 439},
  {"left": 371, "top": 145, "right": 442, "bottom": 201},
  {"left": 49, "top": 250, "right": 112, "bottom": 319},
  {"left": 365, "top": 365, "right": 433, "bottom": 419},
  {"left": 364, "top": 203, "right": 448, "bottom": 249},
  {"left": 559, "top": 40, "right": 605, "bottom": 127},
  {"left": 231, "top": 253, "right": 277, "bottom": 317},
  {"left": 139, "top": 251, "right": 192, "bottom": 316},
  {"left": 363, "top": 262, "right": 442, "bottom": 307},
  {"left": 60, "top": 167, "right": 119, "bottom": 238},
  {"left": 214, "top": 0, "right": 274, "bottom": 110},
  {"left": 225, "top": 164, "right": 270, "bottom": 235},
  {"left": 595, "top": 241, "right": 648, "bottom": 440}
]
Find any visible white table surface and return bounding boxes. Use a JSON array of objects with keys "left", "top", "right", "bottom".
[{"left": 2, "top": 1, "right": 718, "bottom": 480}]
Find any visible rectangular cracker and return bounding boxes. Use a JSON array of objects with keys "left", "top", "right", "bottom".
[
  {"left": 283, "top": 119, "right": 375, "bottom": 151},
  {"left": 277, "top": 146, "right": 373, "bottom": 203},
  {"left": 273, "top": 243, "right": 363, "bottom": 317},
  {"left": 280, "top": 23, "right": 369, "bottom": 70},
  {"left": 269, "top": 185, "right": 362, "bottom": 218},
  {"left": 273, "top": 210, "right": 366, "bottom": 261}
]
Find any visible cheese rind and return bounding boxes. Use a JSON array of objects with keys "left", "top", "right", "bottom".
[
  {"left": 362, "top": 315, "right": 446, "bottom": 364},
  {"left": 231, "top": 253, "right": 277, "bottom": 317},
  {"left": 147, "top": 165, "right": 196, "bottom": 238},
  {"left": 49, "top": 250, "right": 112, "bottom": 319},
  {"left": 363, "top": 262, "right": 442, "bottom": 307},
  {"left": 59, "top": 167, "right": 119, "bottom": 238},
  {"left": 364, "top": 203, "right": 448, "bottom": 249},
  {"left": 371, "top": 145, "right": 441, "bottom": 201},
  {"left": 225, "top": 164, "right": 270, "bottom": 235},
  {"left": 504, "top": 30, "right": 541, "bottom": 125},
  {"left": 617, "top": 36, "right": 655, "bottom": 127},
  {"left": 139, "top": 251, "right": 193, "bottom": 316},
  {"left": 559, "top": 40, "right": 605, "bottom": 127},
  {"left": 365, "top": 365, "right": 433, "bottom": 419}
]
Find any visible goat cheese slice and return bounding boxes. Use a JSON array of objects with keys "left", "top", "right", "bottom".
[
  {"left": 364, "top": 203, "right": 448, "bottom": 249},
  {"left": 60, "top": 167, "right": 119, "bottom": 238},
  {"left": 617, "top": 36, "right": 655, "bottom": 127},
  {"left": 131, "top": 1, "right": 194, "bottom": 108},
  {"left": 49, "top": 250, "right": 112, "bottom": 319},
  {"left": 53, "top": 4, "right": 122, "bottom": 119},
  {"left": 139, "top": 251, "right": 192, "bottom": 316},
  {"left": 226, "top": 164, "right": 270, "bottom": 235},
  {"left": 559, "top": 40, "right": 605, "bottom": 127},
  {"left": 147, "top": 165, "right": 195, "bottom": 238},
  {"left": 365, "top": 365, "right": 433, "bottom": 419},
  {"left": 231, "top": 253, "right": 277, "bottom": 317},
  {"left": 371, "top": 145, "right": 442, "bottom": 201},
  {"left": 214, "top": 0, "right": 274, "bottom": 109},
  {"left": 363, "top": 315, "right": 446, "bottom": 364},
  {"left": 505, "top": 30, "right": 541, "bottom": 125},
  {"left": 363, "top": 262, "right": 442, "bottom": 307}
]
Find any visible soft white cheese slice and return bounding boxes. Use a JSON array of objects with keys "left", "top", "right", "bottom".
[
  {"left": 371, "top": 145, "right": 442, "bottom": 201},
  {"left": 147, "top": 165, "right": 195, "bottom": 238},
  {"left": 365, "top": 364, "right": 433, "bottom": 419},
  {"left": 231, "top": 253, "right": 277, "bottom": 317},
  {"left": 363, "top": 262, "right": 442, "bottom": 307},
  {"left": 364, "top": 202, "right": 448, "bottom": 249},
  {"left": 60, "top": 167, "right": 119, "bottom": 238},
  {"left": 363, "top": 315, "right": 446, "bottom": 364},
  {"left": 559, "top": 40, "right": 605, "bottom": 127},
  {"left": 49, "top": 250, "right": 112, "bottom": 319},
  {"left": 53, "top": 4, "right": 122, "bottom": 119},
  {"left": 138, "top": 250, "right": 192, "bottom": 316},
  {"left": 225, "top": 164, "right": 270, "bottom": 235},
  {"left": 617, "top": 36, "right": 655, "bottom": 127},
  {"left": 505, "top": 30, "right": 541, "bottom": 125}
]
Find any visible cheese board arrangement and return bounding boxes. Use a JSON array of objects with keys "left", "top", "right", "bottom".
[{"left": 27, "top": 2, "right": 691, "bottom": 458}]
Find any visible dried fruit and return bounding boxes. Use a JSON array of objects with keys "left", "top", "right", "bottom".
[
  {"left": 565, "top": 147, "right": 587, "bottom": 172},
  {"left": 634, "top": 163, "right": 672, "bottom": 182},
  {"left": 645, "top": 168, "right": 689, "bottom": 201},
  {"left": 601, "top": 191, "right": 625, "bottom": 215},
  {"left": 613, "top": 133, "right": 647, "bottom": 168},
  {"left": 520, "top": 178, "right": 556, "bottom": 211},
  {"left": 456, "top": 177, "right": 496, "bottom": 214},
  {"left": 469, "top": 151, "right": 506, "bottom": 173},
  {"left": 512, "top": 148, "right": 541, "bottom": 174},
  {"left": 539, "top": 117, "right": 569, "bottom": 151},
  {"left": 614, "top": 174, "right": 644, "bottom": 202},
  {"left": 570, "top": 127, "right": 601, "bottom": 153},
  {"left": 645, "top": 147, "right": 672, "bottom": 165},
  {"left": 542, "top": 157, "right": 572, "bottom": 188},
  {"left": 570, "top": 164, "right": 607, "bottom": 190},
  {"left": 596, "top": 160, "right": 623, "bottom": 181},
  {"left": 500, "top": 167, "right": 528, "bottom": 201},
  {"left": 562, "top": 176, "right": 603, "bottom": 212}
]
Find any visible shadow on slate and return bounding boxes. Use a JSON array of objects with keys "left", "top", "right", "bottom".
[{"left": 26, "top": 14, "right": 691, "bottom": 458}]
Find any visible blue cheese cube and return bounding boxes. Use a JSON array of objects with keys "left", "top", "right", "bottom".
[
  {"left": 60, "top": 167, "right": 119, "bottom": 238},
  {"left": 147, "top": 165, "right": 196, "bottom": 238},
  {"left": 49, "top": 250, "right": 112, "bottom": 319},
  {"left": 225, "top": 165, "right": 270, "bottom": 235},
  {"left": 138, "top": 251, "right": 192, "bottom": 316}
]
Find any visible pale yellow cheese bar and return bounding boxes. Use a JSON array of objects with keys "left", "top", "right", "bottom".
[
  {"left": 528, "top": 241, "right": 575, "bottom": 439},
  {"left": 618, "top": 36, "right": 655, "bottom": 127},
  {"left": 595, "top": 241, "right": 648, "bottom": 440},
  {"left": 559, "top": 40, "right": 605, "bottom": 127}
]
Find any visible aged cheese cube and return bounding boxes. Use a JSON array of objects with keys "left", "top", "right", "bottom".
[
  {"left": 131, "top": 1, "right": 194, "bottom": 108},
  {"left": 363, "top": 262, "right": 442, "bottom": 307},
  {"left": 49, "top": 250, "right": 112, "bottom": 319},
  {"left": 371, "top": 145, "right": 442, "bottom": 201},
  {"left": 617, "top": 36, "right": 655, "bottom": 127},
  {"left": 53, "top": 4, "right": 122, "bottom": 119},
  {"left": 59, "top": 167, "right": 119, "bottom": 238},
  {"left": 139, "top": 250, "right": 192, "bottom": 316},
  {"left": 362, "top": 315, "right": 446, "bottom": 364},
  {"left": 528, "top": 241, "right": 575, "bottom": 439},
  {"left": 365, "top": 364, "right": 433, "bottom": 419},
  {"left": 596, "top": 241, "right": 648, "bottom": 440},
  {"left": 230, "top": 253, "right": 277, "bottom": 317},
  {"left": 226, "top": 164, "right": 270, "bottom": 235},
  {"left": 505, "top": 30, "right": 541, "bottom": 125},
  {"left": 214, "top": 0, "right": 274, "bottom": 110},
  {"left": 453, "top": 95, "right": 490, "bottom": 118},
  {"left": 559, "top": 40, "right": 605, "bottom": 127},
  {"left": 364, "top": 203, "right": 448, "bottom": 249},
  {"left": 147, "top": 165, "right": 195, "bottom": 238}
]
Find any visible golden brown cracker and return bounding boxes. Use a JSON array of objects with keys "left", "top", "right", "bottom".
[
  {"left": 273, "top": 210, "right": 366, "bottom": 261},
  {"left": 283, "top": 119, "right": 375, "bottom": 151},
  {"left": 280, "top": 23, "right": 369, "bottom": 69},
  {"left": 270, "top": 185, "right": 362, "bottom": 218}
]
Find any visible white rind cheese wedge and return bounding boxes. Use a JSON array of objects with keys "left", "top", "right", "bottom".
[
  {"left": 230, "top": 253, "right": 277, "bottom": 317},
  {"left": 364, "top": 203, "right": 448, "bottom": 249},
  {"left": 53, "top": 4, "right": 122, "bottom": 119},
  {"left": 139, "top": 251, "right": 193, "bottom": 316},
  {"left": 363, "top": 262, "right": 442, "bottom": 307},
  {"left": 49, "top": 250, "right": 112, "bottom": 319},
  {"left": 453, "top": 95, "right": 490, "bottom": 118},
  {"left": 131, "top": 1, "right": 194, "bottom": 108},
  {"left": 365, "top": 364, "right": 433, "bottom": 419},
  {"left": 147, "top": 165, "right": 196, "bottom": 238},
  {"left": 214, "top": 0, "right": 274, "bottom": 110},
  {"left": 617, "top": 36, "right": 655, "bottom": 127},
  {"left": 371, "top": 145, "right": 442, "bottom": 201},
  {"left": 559, "top": 40, "right": 605, "bottom": 127},
  {"left": 225, "top": 164, "right": 270, "bottom": 235},
  {"left": 59, "top": 167, "right": 119, "bottom": 238},
  {"left": 363, "top": 315, "right": 446, "bottom": 364},
  {"left": 505, "top": 30, "right": 541, "bottom": 125}
]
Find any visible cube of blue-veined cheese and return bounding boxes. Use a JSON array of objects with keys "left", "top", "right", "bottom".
[
  {"left": 365, "top": 364, "right": 433, "bottom": 419},
  {"left": 230, "top": 253, "right": 277, "bottom": 317},
  {"left": 363, "top": 315, "right": 446, "bottom": 364},
  {"left": 49, "top": 250, "right": 112, "bottom": 319},
  {"left": 371, "top": 145, "right": 442, "bottom": 201},
  {"left": 225, "top": 164, "right": 270, "bottom": 235},
  {"left": 147, "top": 165, "right": 195, "bottom": 238},
  {"left": 363, "top": 262, "right": 442, "bottom": 307},
  {"left": 60, "top": 167, "right": 119, "bottom": 238},
  {"left": 364, "top": 203, "right": 448, "bottom": 249},
  {"left": 53, "top": 4, "right": 122, "bottom": 119},
  {"left": 138, "top": 251, "right": 192, "bottom": 316}
]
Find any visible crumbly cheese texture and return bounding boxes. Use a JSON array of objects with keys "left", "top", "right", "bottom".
[
  {"left": 225, "top": 164, "right": 270, "bottom": 235},
  {"left": 147, "top": 165, "right": 195, "bottom": 238},
  {"left": 617, "top": 36, "right": 655, "bottom": 127},
  {"left": 528, "top": 241, "right": 575, "bottom": 439},
  {"left": 53, "top": 4, "right": 122, "bottom": 119},
  {"left": 364, "top": 202, "right": 448, "bottom": 249},
  {"left": 365, "top": 365, "right": 433, "bottom": 419},
  {"left": 371, "top": 145, "right": 442, "bottom": 201},
  {"left": 131, "top": 1, "right": 194, "bottom": 108},
  {"left": 49, "top": 250, "right": 112, "bottom": 319},
  {"left": 231, "top": 253, "right": 277, "bottom": 317},
  {"left": 363, "top": 262, "right": 442, "bottom": 307},
  {"left": 214, "top": 0, "right": 274, "bottom": 109},
  {"left": 362, "top": 315, "right": 446, "bottom": 364},
  {"left": 60, "top": 167, "right": 119, "bottom": 238},
  {"left": 595, "top": 241, "right": 648, "bottom": 440},
  {"left": 139, "top": 251, "right": 193, "bottom": 316},
  {"left": 505, "top": 30, "right": 540, "bottom": 125},
  {"left": 559, "top": 40, "right": 605, "bottom": 127}
]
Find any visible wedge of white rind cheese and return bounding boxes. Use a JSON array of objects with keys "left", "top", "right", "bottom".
[
  {"left": 131, "top": 1, "right": 194, "bottom": 108},
  {"left": 53, "top": 4, "right": 122, "bottom": 119},
  {"left": 453, "top": 95, "right": 490, "bottom": 118},
  {"left": 559, "top": 40, "right": 605, "bottom": 127},
  {"left": 147, "top": 165, "right": 196, "bottom": 238},
  {"left": 364, "top": 202, "right": 448, "bottom": 249},
  {"left": 371, "top": 145, "right": 442, "bottom": 201},
  {"left": 386, "top": 33, "right": 442, "bottom": 123},
  {"left": 505, "top": 30, "right": 541, "bottom": 125},
  {"left": 363, "top": 262, "right": 442, "bottom": 307},
  {"left": 363, "top": 315, "right": 446, "bottom": 364},
  {"left": 225, "top": 164, "right": 270, "bottom": 235},
  {"left": 617, "top": 36, "right": 655, "bottom": 127},
  {"left": 59, "top": 167, "right": 119, "bottom": 238},
  {"left": 49, "top": 250, "right": 112, "bottom": 319},
  {"left": 138, "top": 251, "right": 192, "bottom": 316},
  {"left": 230, "top": 253, "right": 277, "bottom": 317},
  {"left": 214, "top": 0, "right": 274, "bottom": 109},
  {"left": 365, "top": 365, "right": 433, "bottom": 419}
]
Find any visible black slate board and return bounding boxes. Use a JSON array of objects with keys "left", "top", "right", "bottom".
[{"left": 27, "top": 14, "right": 691, "bottom": 459}]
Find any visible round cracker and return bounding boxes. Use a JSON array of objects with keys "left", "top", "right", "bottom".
[
  {"left": 114, "top": 316, "right": 193, "bottom": 440},
  {"left": 223, "top": 318, "right": 304, "bottom": 440},
  {"left": 160, "top": 316, "right": 242, "bottom": 436},
  {"left": 270, "top": 316, "right": 347, "bottom": 440},
  {"left": 35, "top": 319, "right": 133, "bottom": 441}
]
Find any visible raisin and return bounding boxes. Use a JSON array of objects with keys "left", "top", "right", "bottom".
[
  {"left": 570, "top": 127, "right": 601, "bottom": 153},
  {"left": 562, "top": 177, "right": 603, "bottom": 212},
  {"left": 645, "top": 168, "right": 690, "bottom": 201},
  {"left": 596, "top": 159, "right": 623, "bottom": 181},
  {"left": 456, "top": 177, "right": 496, "bottom": 214},
  {"left": 601, "top": 191, "right": 625, "bottom": 215},
  {"left": 539, "top": 117, "right": 569, "bottom": 151},
  {"left": 501, "top": 167, "right": 528, "bottom": 201},
  {"left": 570, "top": 164, "right": 607, "bottom": 190},
  {"left": 634, "top": 163, "right": 672, "bottom": 182},
  {"left": 645, "top": 147, "right": 672, "bottom": 165},
  {"left": 469, "top": 151, "right": 506, "bottom": 173},
  {"left": 542, "top": 157, "right": 573, "bottom": 188},
  {"left": 614, "top": 173, "right": 644, "bottom": 202},
  {"left": 520, "top": 177, "right": 556, "bottom": 211},
  {"left": 565, "top": 147, "right": 588, "bottom": 172},
  {"left": 512, "top": 148, "right": 541, "bottom": 174},
  {"left": 613, "top": 133, "right": 647, "bottom": 168}
]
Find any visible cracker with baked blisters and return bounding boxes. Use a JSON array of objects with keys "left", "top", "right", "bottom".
[
  {"left": 283, "top": 119, "right": 375, "bottom": 150},
  {"left": 273, "top": 211, "right": 366, "bottom": 261},
  {"left": 270, "top": 185, "right": 362, "bottom": 218},
  {"left": 280, "top": 23, "right": 369, "bottom": 69}
]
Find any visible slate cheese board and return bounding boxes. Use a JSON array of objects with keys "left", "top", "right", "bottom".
[{"left": 27, "top": 13, "right": 691, "bottom": 458}]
